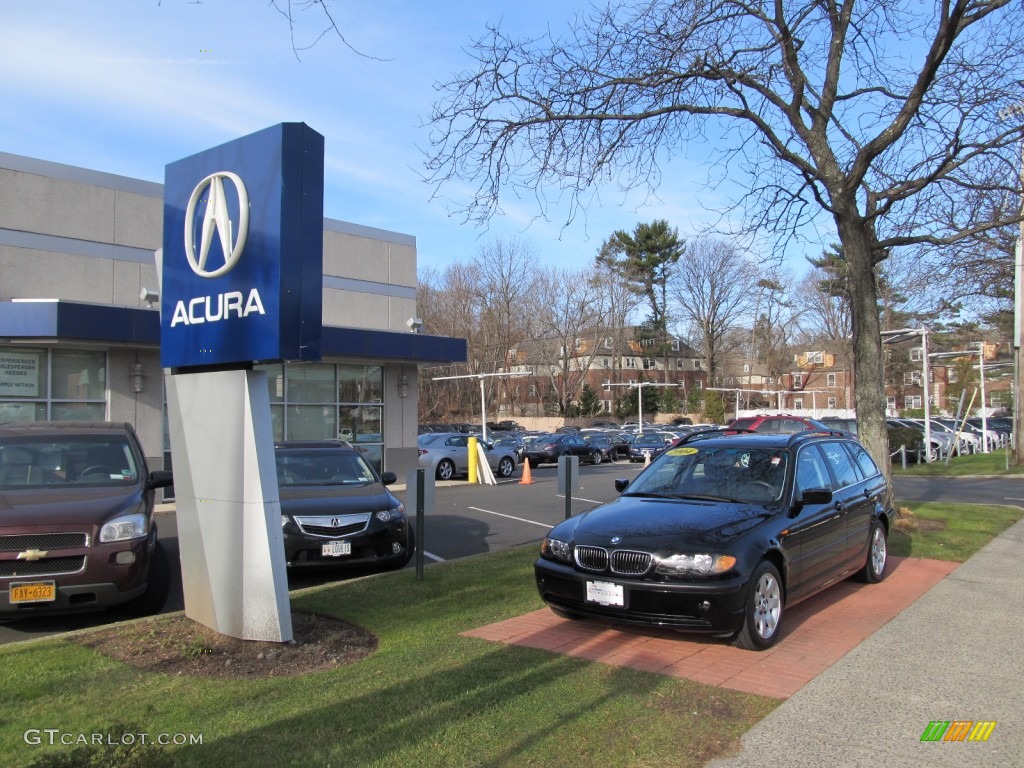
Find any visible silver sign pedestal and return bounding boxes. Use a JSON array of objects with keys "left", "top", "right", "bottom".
[{"left": 166, "top": 368, "right": 292, "bottom": 642}]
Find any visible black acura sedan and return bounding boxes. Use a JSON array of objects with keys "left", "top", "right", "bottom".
[
  {"left": 535, "top": 430, "right": 894, "bottom": 650},
  {"left": 276, "top": 440, "right": 413, "bottom": 571}
]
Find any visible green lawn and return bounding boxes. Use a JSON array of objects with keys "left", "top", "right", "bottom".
[
  {"left": 6, "top": 500, "right": 1021, "bottom": 767},
  {"left": 3, "top": 546, "right": 777, "bottom": 768},
  {"left": 889, "top": 501, "right": 1024, "bottom": 561},
  {"left": 893, "top": 448, "right": 1024, "bottom": 476}
]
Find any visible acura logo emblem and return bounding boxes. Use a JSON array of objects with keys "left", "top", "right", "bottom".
[
  {"left": 331, "top": 518, "right": 341, "bottom": 527},
  {"left": 184, "top": 171, "right": 249, "bottom": 278}
]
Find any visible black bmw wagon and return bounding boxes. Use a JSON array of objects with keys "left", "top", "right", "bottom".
[{"left": 535, "top": 430, "right": 894, "bottom": 650}]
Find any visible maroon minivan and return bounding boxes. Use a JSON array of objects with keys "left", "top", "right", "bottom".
[{"left": 0, "top": 421, "right": 173, "bottom": 618}]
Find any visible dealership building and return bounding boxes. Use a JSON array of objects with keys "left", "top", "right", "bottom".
[{"left": 0, "top": 150, "right": 466, "bottom": 485}]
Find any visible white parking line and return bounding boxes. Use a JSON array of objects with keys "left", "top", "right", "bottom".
[
  {"left": 422, "top": 550, "right": 446, "bottom": 562},
  {"left": 555, "top": 494, "right": 605, "bottom": 505},
  {"left": 468, "top": 506, "right": 552, "bottom": 528}
]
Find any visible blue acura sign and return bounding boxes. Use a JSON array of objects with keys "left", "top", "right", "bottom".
[{"left": 161, "top": 123, "right": 324, "bottom": 369}]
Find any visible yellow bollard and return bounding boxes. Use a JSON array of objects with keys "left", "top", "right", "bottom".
[{"left": 467, "top": 436, "right": 478, "bottom": 484}]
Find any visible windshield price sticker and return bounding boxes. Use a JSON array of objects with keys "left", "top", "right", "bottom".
[
  {"left": 666, "top": 447, "right": 698, "bottom": 456},
  {"left": 586, "top": 580, "right": 625, "bottom": 607}
]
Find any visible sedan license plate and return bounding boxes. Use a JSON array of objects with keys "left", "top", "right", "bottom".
[
  {"left": 321, "top": 540, "right": 352, "bottom": 558},
  {"left": 10, "top": 581, "right": 56, "bottom": 604},
  {"left": 586, "top": 580, "right": 624, "bottom": 607}
]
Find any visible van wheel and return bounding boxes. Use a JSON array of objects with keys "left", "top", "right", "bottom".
[{"left": 121, "top": 541, "right": 170, "bottom": 617}]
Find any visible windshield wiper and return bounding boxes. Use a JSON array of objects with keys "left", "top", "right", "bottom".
[{"left": 672, "top": 493, "right": 744, "bottom": 503}]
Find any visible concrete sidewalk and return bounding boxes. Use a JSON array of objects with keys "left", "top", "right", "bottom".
[{"left": 706, "top": 516, "right": 1024, "bottom": 768}]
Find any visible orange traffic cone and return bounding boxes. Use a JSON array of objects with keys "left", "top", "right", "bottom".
[{"left": 519, "top": 458, "right": 534, "bottom": 484}]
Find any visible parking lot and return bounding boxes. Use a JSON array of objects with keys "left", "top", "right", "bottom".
[{"left": 2, "top": 461, "right": 1021, "bottom": 647}]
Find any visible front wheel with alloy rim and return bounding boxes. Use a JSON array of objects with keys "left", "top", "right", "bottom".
[
  {"left": 591, "top": 450, "right": 602, "bottom": 465},
  {"left": 855, "top": 520, "right": 888, "bottom": 583},
  {"left": 496, "top": 456, "right": 515, "bottom": 478},
  {"left": 734, "top": 561, "right": 784, "bottom": 651}
]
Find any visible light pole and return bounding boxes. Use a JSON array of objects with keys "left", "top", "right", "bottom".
[
  {"left": 997, "top": 101, "right": 1024, "bottom": 464},
  {"left": 607, "top": 381, "right": 678, "bottom": 429},
  {"left": 432, "top": 371, "right": 528, "bottom": 442}
]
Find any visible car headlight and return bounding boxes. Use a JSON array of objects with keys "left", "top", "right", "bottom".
[
  {"left": 375, "top": 504, "right": 406, "bottom": 523},
  {"left": 99, "top": 512, "right": 149, "bottom": 543},
  {"left": 655, "top": 553, "right": 736, "bottom": 576},
  {"left": 541, "top": 537, "right": 573, "bottom": 563}
]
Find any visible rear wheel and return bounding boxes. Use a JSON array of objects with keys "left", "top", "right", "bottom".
[
  {"left": 496, "top": 456, "right": 515, "bottom": 478},
  {"left": 591, "top": 450, "right": 603, "bottom": 465},
  {"left": 436, "top": 459, "right": 456, "bottom": 481},
  {"left": 734, "top": 561, "right": 784, "bottom": 651}
]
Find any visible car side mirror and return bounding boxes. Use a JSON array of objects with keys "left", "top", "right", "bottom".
[
  {"left": 801, "top": 488, "right": 833, "bottom": 505},
  {"left": 615, "top": 478, "right": 630, "bottom": 493},
  {"left": 790, "top": 487, "right": 832, "bottom": 516},
  {"left": 147, "top": 469, "right": 173, "bottom": 490},
  {"left": 380, "top": 471, "right": 398, "bottom": 486}
]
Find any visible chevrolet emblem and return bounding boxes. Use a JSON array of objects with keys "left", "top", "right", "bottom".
[{"left": 17, "top": 549, "right": 48, "bottom": 561}]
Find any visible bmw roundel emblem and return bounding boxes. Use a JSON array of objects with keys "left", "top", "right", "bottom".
[{"left": 610, "top": 536, "right": 622, "bottom": 545}]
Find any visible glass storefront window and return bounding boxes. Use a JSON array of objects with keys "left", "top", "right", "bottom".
[
  {"left": 51, "top": 403, "right": 105, "bottom": 421},
  {"left": 339, "top": 404, "right": 382, "bottom": 442},
  {"left": 339, "top": 366, "right": 382, "bottom": 403},
  {"left": 249, "top": 363, "right": 388, "bottom": 474},
  {"left": 0, "top": 346, "right": 106, "bottom": 422},
  {"left": 288, "top": 364, "right": 336, "bottom": 403},
  {"left": 262, "top": 364, "right": 284, "bottom": 403},
  {"left": 52, "top": 350, "right": 106, "bottom": 400},
  {"left": 285, "top": 405, "right": 337, "bottom": 441}
]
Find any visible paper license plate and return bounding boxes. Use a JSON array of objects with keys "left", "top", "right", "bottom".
[
  {"left": 586, "top": 580, "right": 624, "bottom": 607},
  {"left": 10, "top": 581, "right": 56, "bottom": 604},
  {"left": 321, "top": 540, "right": 352, "bottom": 557}
]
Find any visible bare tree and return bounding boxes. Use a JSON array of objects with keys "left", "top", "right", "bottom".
[
  {"left": 528, "top": 267, "right": 607, "bottom": 415},
  {"left": 425, "top": 0, "right": 1024, "bottom": 471},
  {"left": 416, "top": 263, "right": 482, "bottom": 420},
  {"left": 751, "top": 270, "right": 800, "bottom": 383},
  {"left": 670, "top": 237, "right": 757, "bottom": 386},
  {"left": 473, "top": 238, "right": 540, "bottom": 417},
  {"left": 592, "top": 260, "right": 645, "bottom": 386}
]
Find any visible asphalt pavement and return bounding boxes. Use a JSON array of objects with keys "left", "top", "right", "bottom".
[{"left": 706, "top": 512, "right": 1024, "bottom": 768}]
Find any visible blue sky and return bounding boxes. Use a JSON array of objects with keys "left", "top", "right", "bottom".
[{"left": 0, "top": 1, "right": 827, "bottom": 275}]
